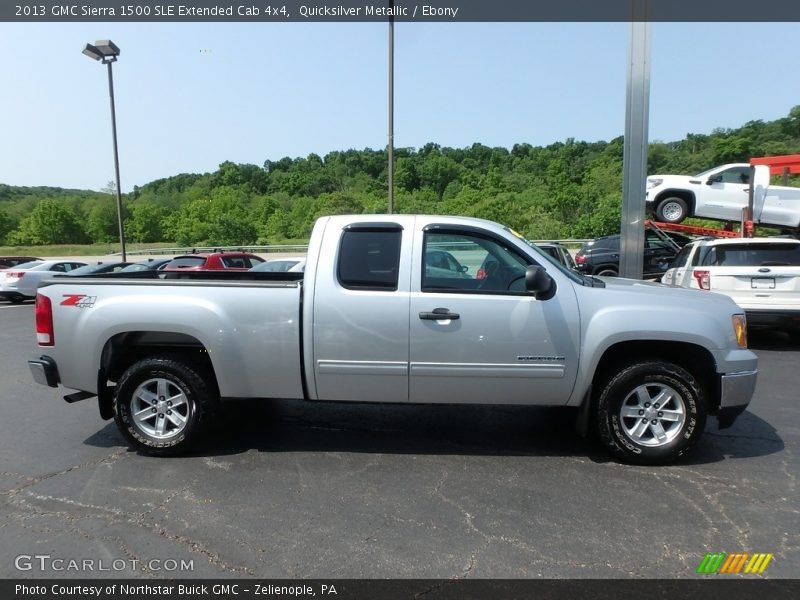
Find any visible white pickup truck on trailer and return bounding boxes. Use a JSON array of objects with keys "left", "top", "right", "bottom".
[{"left": 646, "top": 163, "right": 800, "bottom": 231}]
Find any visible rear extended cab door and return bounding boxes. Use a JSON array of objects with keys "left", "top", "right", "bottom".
[
  {"left": 408, "top": 218, "right": 582, "bottom": 405},
  {"left": 306, "top": 216, "right": 415, "bottom": 402}
]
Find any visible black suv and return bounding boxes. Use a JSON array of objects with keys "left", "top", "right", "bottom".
[{"left": 575, "top": 229, "right": 692, "bottom": 278}]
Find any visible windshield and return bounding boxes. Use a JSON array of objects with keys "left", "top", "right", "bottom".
[
  {"left": 68, "top": 264, "right": 108, "bottom": 276},
  {"left": 694, "top": 167, "right": 718, "bottom": 178},
  {"left": 121, "top": 263, "right": 151, "bottom": 272},
  {"left": 502, "top": 227, "right": 584, "bottom": 284}
]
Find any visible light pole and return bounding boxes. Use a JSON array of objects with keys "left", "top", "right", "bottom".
[
  {"left": 83, "top": 39, "right": 127, "bottom": 261},
  {"left": 387, "top": 1, "right": 394, "bottom": 214}
]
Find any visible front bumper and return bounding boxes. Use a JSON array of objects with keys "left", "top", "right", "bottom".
[
  {"left": 29, "top": 356, "right": 59, "bottom": 388},
  {"left": 717, "top": 370, "right": 757, "bottom": 428}
]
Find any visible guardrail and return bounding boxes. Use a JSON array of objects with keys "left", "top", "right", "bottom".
[
  {"left": 122, "top": 240, "right": 592, "bottom": 257},
  {"left": 124, "top": 245, "right": 310, "bottom": 256}
]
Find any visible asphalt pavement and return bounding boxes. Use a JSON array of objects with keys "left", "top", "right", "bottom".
[{"left": 0, "top": 301, "right": 797, "bottom": 579}]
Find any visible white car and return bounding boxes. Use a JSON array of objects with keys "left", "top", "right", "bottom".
[
  {"left": 250, "top": 256, "right": 306, "bottom": 273},
  {"left": 662, "top": 237, "right": 800, "bottom": 341},
  {"left": 0, "top": 260, "right": 87, "bottom": 302}
]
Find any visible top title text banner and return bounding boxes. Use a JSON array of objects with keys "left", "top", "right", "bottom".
[{"left": 5, "top": 0, "right": 800, "bottom": 22}]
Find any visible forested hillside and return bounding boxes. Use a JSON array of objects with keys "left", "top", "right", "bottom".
[{"left": 2, "top": 106, "right": 799, "bottom": 246}]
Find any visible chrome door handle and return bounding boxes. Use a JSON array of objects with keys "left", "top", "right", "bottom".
[{"left": 419, "top": 308, "right": 460, "bottom": 320}]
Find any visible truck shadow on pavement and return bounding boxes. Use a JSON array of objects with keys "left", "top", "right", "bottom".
[
  {"left": 84, "top": 399, "right": 783, "bottom": 466},
  {"left": 747, "top": 328, "right": 800, "bottom": 351}
]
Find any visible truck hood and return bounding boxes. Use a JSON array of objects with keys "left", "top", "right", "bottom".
[
  {"left": 598, "top": 276, "right": 742, "bottom": 311},
  {"left": 649, "top": 174, "right": 700, "bottom": 184}
]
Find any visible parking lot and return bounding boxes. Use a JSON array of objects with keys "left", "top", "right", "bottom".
[{"left": 0, "top": 301, "right": 798, "bottom": 579}]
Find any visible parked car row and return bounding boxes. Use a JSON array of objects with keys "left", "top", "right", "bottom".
[
  {"left": 574, "top": 228, "right": 693, "bottom": 279},
  {"left": 6, "top": 233, "right": 797, "bottom": 340},
  {"left": 0, "top": 251, "right": 308, "bottom": 302}
]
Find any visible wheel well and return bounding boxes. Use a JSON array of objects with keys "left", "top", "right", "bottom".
[
  {"left": 655, "top": 189, "right": 695, "bottom": 213},
  {"left": 100, "top": 331, "right": 217, "bottom": 387},
  {"left": 591, "top": 340, "right": 720, "bottom": 413}
]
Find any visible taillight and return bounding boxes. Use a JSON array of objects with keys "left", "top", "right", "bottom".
[
  {"left": 476, "top": 267, "right": 486, "bottom": 280},
  {"left": 693, "top": 270, "right": 711, "bottom": 290},
  {"left": 6, "top": 271, "right": 24, "bottom": 279},
  {"left": 35, "top": 294, "right": 54, "bottom": 346},
  {"left": 575, "top": 255, "right": 586, "bottom": 264}
]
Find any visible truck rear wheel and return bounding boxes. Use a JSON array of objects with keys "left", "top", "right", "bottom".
[
  {"left": 113, "top": 356, "right": 218, "bottom": 456},
  {"left": 656, "top": 197, "right": 689, "bottom": 223},
  {"left": 596, "top": 361, "right": 706, "bottom": 464}
]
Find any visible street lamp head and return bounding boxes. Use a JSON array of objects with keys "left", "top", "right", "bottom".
[
  {"left": 82, "top": 40, "right": 120, "bottom": 63},
  {"left": 94, "top": 40, "right": 120, "bottom": 58},
  {"left": 82, "top": 43, "right": 104, "bottom": 61}
]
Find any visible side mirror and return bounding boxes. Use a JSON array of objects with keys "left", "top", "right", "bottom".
[
  {"left": 706, "top": 174, "right": 722, "bottom": 185},
  {"left": 525, "top": 265, "right": 555, "bottom": 300},
  {"left": 458, "top": 265, "right": 468, "bottom": 273}
]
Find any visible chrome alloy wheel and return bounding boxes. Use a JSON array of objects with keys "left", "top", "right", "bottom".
[
  {"left": 661, "top": 201, "right": 684, "bottom": 222},
  {"left": 619, "top": 383, "right": 686, "bottom": 447},
  {"left": 130, "top": 378, "right": 190, "bottom": 440}
]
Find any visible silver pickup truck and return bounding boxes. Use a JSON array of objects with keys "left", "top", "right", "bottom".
[{"left": 29, "top": 215, "right": 758, "bottom": 464}]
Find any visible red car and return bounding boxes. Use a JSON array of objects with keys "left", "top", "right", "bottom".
[{"left": 162, "top": 252, "right": 265, "bottom": 272}]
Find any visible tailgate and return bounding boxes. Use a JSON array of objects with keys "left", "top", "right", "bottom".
[{"left": 700, "top": 268, "right": 800, "bottom": 310}]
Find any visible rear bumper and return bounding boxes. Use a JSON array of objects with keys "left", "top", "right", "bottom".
[
  {"left": 29, "top": 356, "right": 59, "bottom": 388},
  {"left": 717, "top": 370, "right": 757, "bottom": 429}
]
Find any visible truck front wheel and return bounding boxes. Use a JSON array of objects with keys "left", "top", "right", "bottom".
[
  {"left": 596, "top": 361, "right": 707, "bottom": 464},
  {"left": 113, "top": 356, "right": 218, "bottom": 455},
  {"left": 655, "top": 197, "right": 689, "bottom": 223}
]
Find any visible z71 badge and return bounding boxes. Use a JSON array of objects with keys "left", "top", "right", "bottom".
[{"left": 60, "top": 294, "right": 97, "bottom": 308}]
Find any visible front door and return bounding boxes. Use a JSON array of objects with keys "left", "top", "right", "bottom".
[
  {"left": 698, "top": 166, "right": 750, "bottom": 220},
  {"left": 409, "top": 226, "right": 580, "bottom": 405}
]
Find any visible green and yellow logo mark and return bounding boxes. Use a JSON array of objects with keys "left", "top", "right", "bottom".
[{"left": 696, "top": 552, "right": 773, "bottom": 574}]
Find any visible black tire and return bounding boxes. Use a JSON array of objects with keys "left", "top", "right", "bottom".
[
  {"left": 596, "top": 361, "right": 706, "bottom": 465},
  {"left": 113, "top": 355, "right": 218, "bottom": 456},
  {"left": 787, "top": 329, "right": 800, "bottom": 345},
  {"left": 595, "top": 267, "right": 618, "bottom": 277},
  {"left": 655, "top": 197, "right": 689, "bottom": 223}
]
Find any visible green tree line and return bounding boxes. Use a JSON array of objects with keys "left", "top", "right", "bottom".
[{"left": 2, "top": 106, "right": 800, "bottom": 247}]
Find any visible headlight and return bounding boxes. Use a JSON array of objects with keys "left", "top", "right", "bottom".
[
  {"left": 646, "top": 178, "right": 663, "bottom": 189},
  {"left": 732, "top": 314, "right": 747, "bottom": 348}
]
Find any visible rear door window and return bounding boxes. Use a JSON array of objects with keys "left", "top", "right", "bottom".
[
  {"left": 669, "top": 245, "right": 693, "bottom": 269},
  {"left": 221, "top": 256, "right": 247, "bottom": 268},
  {"left": 338, "top": 228, "right": 402, "bottom": 291}
]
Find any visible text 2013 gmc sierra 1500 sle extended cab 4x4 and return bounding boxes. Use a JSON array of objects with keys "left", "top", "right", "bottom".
[{"left": 28, "top": 215, "right": 758, "bottom": 464}]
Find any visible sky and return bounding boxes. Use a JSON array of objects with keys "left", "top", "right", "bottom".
[{"left": 1, "top": 21, "right": 799, "bottom": 192}]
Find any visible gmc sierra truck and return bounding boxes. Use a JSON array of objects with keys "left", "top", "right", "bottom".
[
  {"left": 646, "top": 162, "right": 800, "bottom": 230},
  {"left": 28, "top": 215, "right": 758, "bottom": 464}
]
